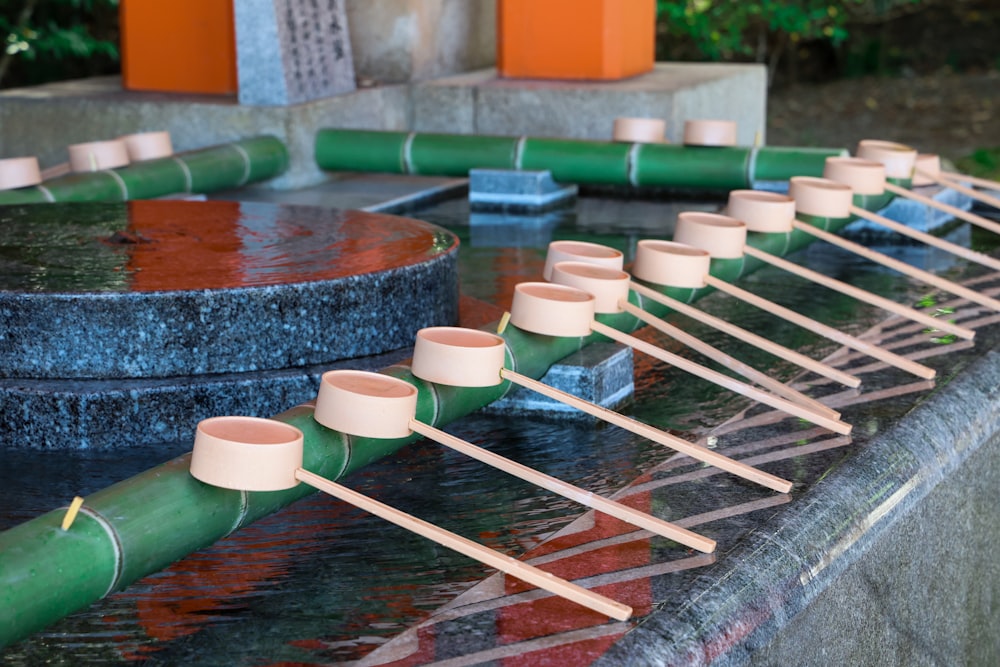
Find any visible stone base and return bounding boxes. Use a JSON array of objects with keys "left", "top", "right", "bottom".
[
  {"left": 469, "top": 168, "right": 578, "bottom": 211},
  {"left": 0, "top": 349, "right": 412, "bottom": 450},
  {"left": 484, "top": 343, "right": 634, "bottom": 419},
  {"left": 0, "top": 63, "right": 768, "bottom": 191},
  {"left": 844, "top": 184, "right": 974, "bottom": 236},
  {"left": 412, "top": 64, "right": 767, "bottom": 145}
]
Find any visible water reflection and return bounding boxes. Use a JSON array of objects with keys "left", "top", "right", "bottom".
[{"left": 0, "top": 201, "right": 457, "bottom": 292}]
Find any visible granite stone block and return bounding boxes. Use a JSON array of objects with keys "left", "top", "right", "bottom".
[
  {"left": 234, "top": 0, "right": 356, "bottom": 106},
  {"left": 346, "top": 0, "right": 496, "bottom": 84},
  {"left": 844, "top": 184, "right": 973, "bottom": 235},
  {"left": 0, "top": 347, "right": 409, "bottom": 449},
  {"left": 484, "top": 343, "right": 634, "bottom": 419},
  {"left": 469, "top": 168, "right": 578, "bottom": 210}
]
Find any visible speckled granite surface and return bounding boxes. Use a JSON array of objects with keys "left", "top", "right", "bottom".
[
  {"left": 0, "top": 201, "right": 459, "bottom": 379},
  {"left": 0, "top": 201, "right": 460, "bottom": 448}
]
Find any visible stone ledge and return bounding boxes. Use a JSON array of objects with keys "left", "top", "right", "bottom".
[
  {"left": 0, "top": 63, "right": 768, "bottom": 191},
  {"left": 412, "top": 63, "right": 767, "bottom": 145}
]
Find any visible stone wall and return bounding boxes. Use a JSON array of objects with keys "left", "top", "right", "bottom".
[{"left": 346, "top": 0, "right": 496, "bottom": 84}]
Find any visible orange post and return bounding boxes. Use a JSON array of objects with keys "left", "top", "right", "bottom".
[
  {"left": 497, "top": 0, "right": 655, "bottom": 80},
  {"left": 120, "top": 0, "right": 237, "bottom": 95}
]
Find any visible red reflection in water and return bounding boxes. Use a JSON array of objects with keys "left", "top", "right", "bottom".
[
  {"left": 122, "top": 200, "right": 456, "bottom": 291},
  {"left": 104, "top": 497, "right": 353, "bottom": 661},
  {"left": 367, "top": 493, "right": 657, "bottom": 666}
]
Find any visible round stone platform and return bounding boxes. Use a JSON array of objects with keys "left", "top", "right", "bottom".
[
  {"left": 0, "top": 201, "right": 458, "bottom": 379},
  {"left": 0, "top": 201, "right": 459, "bottom": 448}
]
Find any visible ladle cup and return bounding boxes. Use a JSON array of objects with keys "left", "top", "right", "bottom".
[
  {"left": 670, "top": 213, "right": 938, "bottom": 379},
  {"left": 612, "top": 117, "right": 667, "bottom": 144},
  {"left": 792, "top": 174, "right": 1000, "bottom": 313},
  {"left": 313, "top": 367, "right": 715, "bottom": 553},
  {"left": 411, "top": 324, "right": 794, "bottom": 495},
  {"left": 67, "top": 139, "right": 131, "bottom": 173},
  {"left": 724, "top": 191, "right": 976, "bottom": 341},
  {"left": 0, "top": 157, "right": 42, "bottom": 191},
  {"left": 683, "top": 120, "right": 737, "bottom": 147},
  {"left": 542, "top": 242, "right": 841, "bottom": 419},
  {"left": 120, "top": 131, "right": 174, "bottom": 162},
  {"left": 189, "top": 414, "right": 633, "bottom": 621},
  {"left": 547, "top": 261, "right": 850, "bottom": 431},
  {"left": 854, "top": 140, "right": 1000, "bottom": 237}
]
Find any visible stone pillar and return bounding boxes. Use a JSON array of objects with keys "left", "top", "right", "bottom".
[
  {"left": 234, "top": 0, "right": 357, "bottom": 105},
  {"left": 345, "top": 0, "right": 496, "bottom": 84}
]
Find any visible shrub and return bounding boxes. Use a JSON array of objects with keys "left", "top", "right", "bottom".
[{"left": 0, "top": 0, "right": 119, "bottom": 88}]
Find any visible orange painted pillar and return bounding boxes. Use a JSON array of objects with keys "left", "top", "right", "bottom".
[
  {"left": 120, "top": 0, "right": 237, "bottom": 95},
  {"left": 497, "top": 0, "right": 655, "bottom": 80}
]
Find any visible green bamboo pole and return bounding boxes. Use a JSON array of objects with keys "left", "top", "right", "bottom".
[
  {"left": 0, "top": 136, "right": 288, "bottom": 205},
  {"left": 0, "top": 198, "right": 880, "bottom": 648},
  {"left": 314, "top": 129, "right": 847, "bottom": 189}
]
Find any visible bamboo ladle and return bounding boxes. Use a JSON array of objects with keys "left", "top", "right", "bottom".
[
  {"left": 543, "top": 240, "right": 860, "bottom": 389},
  {"left": 855, "top": 140, "right": 1000, "bottom": 236},
  {"left": 789, "top": 175, "right": 1000, "bottom": 313},
  {"left": 724, "top": 192, "right": 975, "bottom": 341},
  {"left": 547, "top": 261, "right": 847, "bottom": 429},
  {"left": 542, "top": 241, "right": 839, "bottom": 419},
  {"left": 411, "top": 323, "right": 795, "bottom": 494},
  {"left": 683, "top": 120, "right": 738, "bottom": 146},
  {"left": 314, "top": 368, "right": 715, "bottom": 552},
  {"left": 0, "top": 156, "right": 42, "bottom": 191},
  {"left": 40, "top": 132, "right": 173, "bottom": 180},
  {"left": 664, "top": 217, "right": 937, "bottom": 380},
  {"left": 189, "top": 414, "right": 633, "bottom": 621},
  {"left": 612, "top": 117, "right": 667, "bottom": 144}
]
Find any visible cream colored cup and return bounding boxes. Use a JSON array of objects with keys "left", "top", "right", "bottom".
[
  {"left": 632, "top": 240, "right": 711, "bottom": 288},
  {"left": 673, "top": 211, "right": 747, "bottom": 259},
  {"left": 411, "top": 327, "right": 506, "bottom": 388},
  {"left": 683, "top": 120, "right": 737, "bottom": 147},
  {"left": 0, "top": 157, "right": 42, "bottom": 190},
  {"left": 190, "top": 416, "right": 304, "bottom": 492},
  {"left": 726, "top": 190, "right": 796, "bottom": 233},
  {"left": 509, "top": 282, "right": 596, "bottom": 337},
  {"left": 788, "top": 176, "right": 854, "bottom": 218},
  {"left": 612, "top": 117, "right": 667, "bottom": 144},
  {"left": 548, "top": 261, "right": 630, "bottom": 314},
  {"left": 543, "top": 240, "right": 624, "bottom": 281},
  {"left": 855, "top": 139, "right": 917, "bottom": 180},
  {"left": 314, "top": 370, "right": 418, "bottom": 439},
  {"left": 911, "top": 154, "right": 941, "bottom": 187},
  {"left": 68, "top": 140, "right": 131, "bottom": 172},
  {"left": 823, "top": 156, "right": 886, "bottom": 195},
  {"left": 120, "top": 131, "right": 174, "bottom": 161}
]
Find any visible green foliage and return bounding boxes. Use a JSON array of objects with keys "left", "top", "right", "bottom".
[
  {"left": 656, "top": 1, "right": 856, "bottom": 62},
  {"left": 956, "top": 147, "right": 1000, "bottom": 180},
  {"left": 655, "top": 1, "right": 930, "bottom": 83},
  {"left": 0, "top": 0, "right": 119, "bottom": 88}
]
